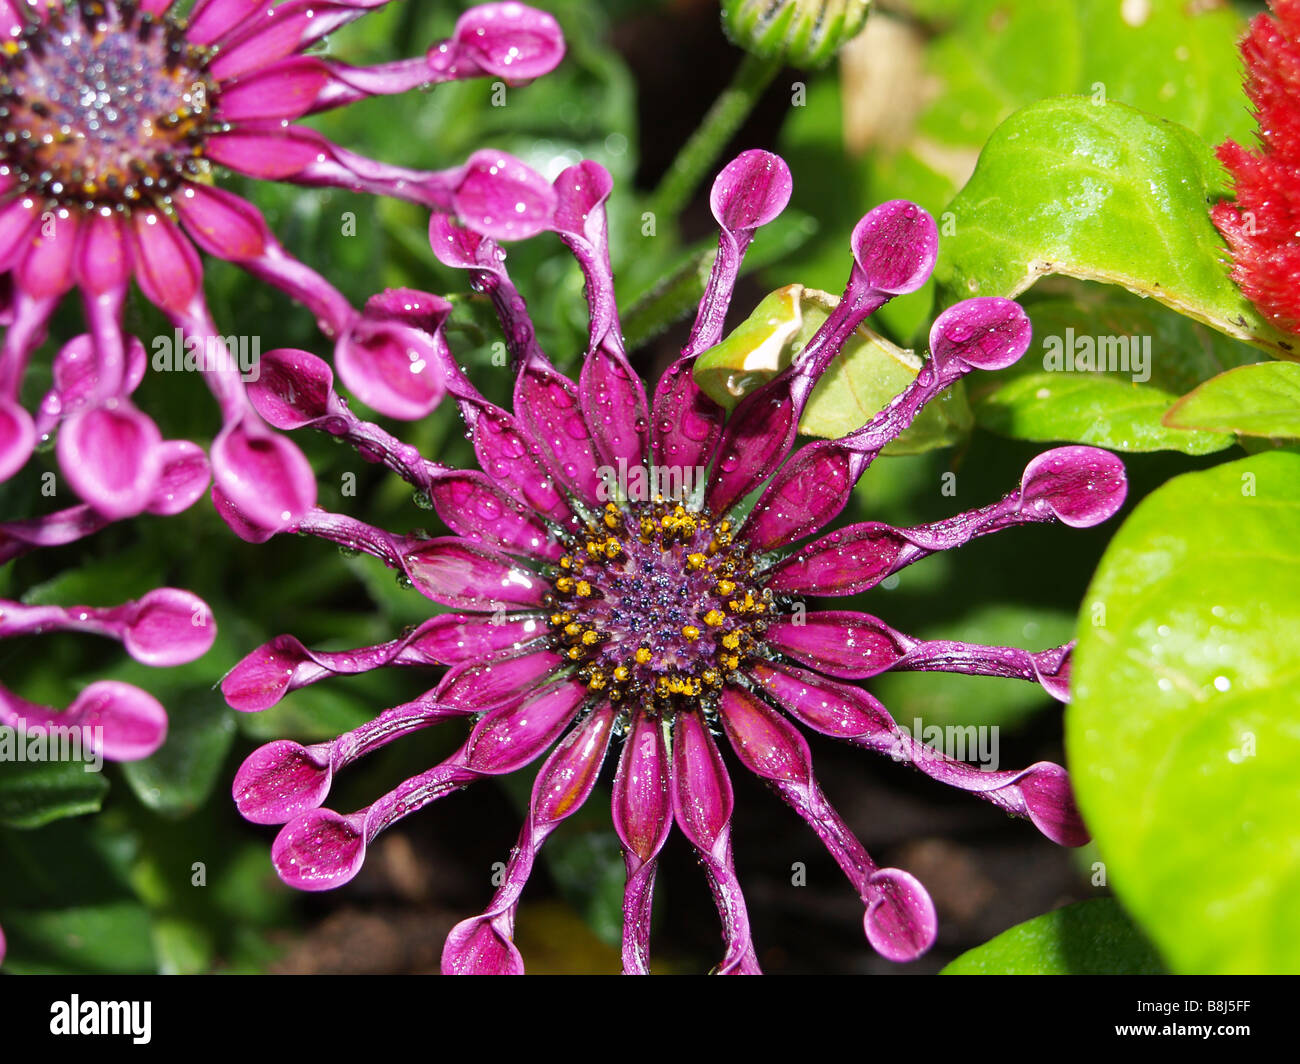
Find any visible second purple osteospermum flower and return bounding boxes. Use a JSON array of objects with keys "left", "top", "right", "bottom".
[
  {"left": 0, "top": 0, "right": 562, "bottom": 529},
  {"left": 223, "top": 150, "right": 1127, "bottom": 973}
]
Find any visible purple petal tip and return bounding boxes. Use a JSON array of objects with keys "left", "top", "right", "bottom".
[
  {"left": 929, "top": 296, "right": 1032, "bottom": 371},
  {"left": 272, "top": 809, "right": 367, "bottom": 891},
  {"left": 1021, "top": 446, "right": 1127, "bottom": 528},
  {"left": 863, "top": 868, "right": 937, "bottom": 962},
  {"left": 850, "top": 200, "right": 938, "bottom": 296},
  {"left": 234, "top": 740, "right": 334, "bottom": 825}
]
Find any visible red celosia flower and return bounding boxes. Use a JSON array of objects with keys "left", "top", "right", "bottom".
[{"left": 1213, "top": 0, "right": 1300, "bottom": 334}]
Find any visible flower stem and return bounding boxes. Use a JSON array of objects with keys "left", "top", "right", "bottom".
[{"left": 650, "top": 52, "right": 782, "bottom": 220}]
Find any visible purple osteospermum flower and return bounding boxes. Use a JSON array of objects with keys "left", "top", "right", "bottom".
[
  {"left": 0, "top": 0, "right": 563, "bottom": 531},
  {"left": 222, "top": 149, "right": 1127, "bottom": 973}
]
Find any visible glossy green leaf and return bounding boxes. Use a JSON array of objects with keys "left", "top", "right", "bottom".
[
  {"left": 777, "top": 0, "right": 1253, "bottom": 339},
  {"left": 942, "top": 898, "right": 1164, "bottom": 974},
  {"left": 694, "top": 284, "right": 971, "bottom": 452},
  {"left": 0, "top": 901, "right": 156, "bottom": 973},
  {"left": 934, "top": 98, "right": 1296, "bottom": 360},
  {"left": 122, "top": 687, "right": 236, "bottom": 819},
  {"left": 0, "top": 760, "right": 109, "bottom": 830},
  {"left": 1164, "top": 362, "right": 1300, "bottom": 439},
  {"left": 1068, "top": 453, "right": 1300, "bottom": 974},
  {"left": 968, "top": 283, "right": 1260, "bottom": 453}
]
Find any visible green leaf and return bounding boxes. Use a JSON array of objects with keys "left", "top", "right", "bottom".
[
  {"left": 0, "top": 901, "right": 156, "bottom": 973},
  {"left": 934, "top": 98, "right": 1297, "bottom": 360},
  {"left": 1068, "top": 453, "right": 1300, "bottom": 973},
  {"left": 122, "top": 687, "right": 237, "bottom": 819},
  {"left": 777, "top": 0, "right": 1254, "bottom": 340},
  {"left": 968, "top": 283, "right": 1260, "bottom": 453},
  {"left": 694, "top": 284, "right": 971, "bottom": 452},
  {"left": 942, "top": 898, "right": 1165, "bottom": 974},
  {"left": 0, "top": 760, "right": 109, "bottom": 829},
  {"left": 1164, "top": 362, "right": 1300, "bottom": 440}
]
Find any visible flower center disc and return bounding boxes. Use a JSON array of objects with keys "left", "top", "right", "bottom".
[
  {"left": 548, "top": 502, "right": 772, "bottom": 715},
  {"left": 0, "top": 3, "right": 215, "bottom": 207}
]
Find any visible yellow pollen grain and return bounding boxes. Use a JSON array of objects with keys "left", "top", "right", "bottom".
[
  {"left": 715, "top": 579, "right": 736, "bottom": 597},
  {"left": 703, "top": 609, "right": 726, "bottom": 627},
  {"left": 555, "top": 575, "right": 575, "bottom": 593},
  {"left": 681, "top": 625, "right": 700, "bottom": 642},
  {"left": 721, "top": 632, "right": 741, "bottom": 650},
  {"left": 613, "top": 665, "right": 630, "bottom": 683},
  {"left": 635, "top": 647, "right": 653, "bottom": 665},
  {"left": 575, "top": 580, "right": 593, "bottom": 597},
  {"left": 581, "top": 629, "right": 600, "bottom": 647},
  {"left": 564, "top": 622, "right": 583, "bottom": 637},
  {"left": 687, "top": 552, "right": 708, "bottom": 570}
]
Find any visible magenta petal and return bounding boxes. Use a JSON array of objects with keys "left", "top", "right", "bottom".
[
  {"left": 211, "top": 420, "right": 317, "bottom": 531},
  {"left": 403, "top": 538, "right": 547, "bottom": 610},
  {"left": 446, "top": 1, "right": 565, "bottom": 81},
  {"left": 427, "top": 470, "right": 562, "bottom": 560},
  {"left": 435, "top": 650, "right": 566, "bottom": 712},
  {"left": 211, "top": 484, "right": 279, "bottom": 543},
  {"left": 56, "top": 403, "right": 163, "bottom": 519},
  {"left": 613, "top": 713, "right": 672, "bottom": 861},
  {"left": 0, "top": 399, "right": 34, "bottom": 481},
  {"left": 863, "top": 868, "right": 937, "bottom": 962},
  {"left": 650, "top": 356, "right": 724, "bottom": 475},
  {"left": 173, "top": 182, "right": 270, "bottom": 261},
  {"left": 512, "top": 362, "right": 603, "bottom": 506},
  {"left": 273, "top": 809, "right": 368, "bottom": 890},
  {"left": 442, "top": 919, "right": 524, "bottom": 975},
  {"left": 234, "top": 740, "right": 333, "bottom": 825},
  {"left": 1016, "top": 763, "right": 1090, "bottom": 847},
  {"left": 612, "top": 713, "right": 671, "bottom": 974},
  {"left": 719, "top": 685, "right": 811, "bottom": 783},
  {"left": 216, "top": 57, "right": 330, "bottom": 121},
  {"left": 711, "top": 149, "right": 793, "bottom": 234},
  {"left": 530, "top": 701, "right": 614, "bottom": 823},
  {"left": 1020, "top": 446, "right": 1127, "bottom": 528},
  {"left": 742, "top": 440, "right": 854, "bottom": 551},
  {"left": 131, "top": 210, "right": 202, "bottom": 314},
  {"left": 414, "top": 613, "right": 548, "bottom": 665},
  {"left": 45, "top": 334, "right": 147, "bottom": 424},
  {"left": 579, "top": 344, "right": 649, "bottom": 472},
  {"left": 206, "top": 126, "right": 327, "bottom": 180},
  {"left": 221, "top": 634, "right": 316, "bottom": 712},
  {"left": 671, "top": 711, "right": 733, "bottom": 851},
  {"left": 450, "top": 151, "right": 557, "bottom": 241},
  {"left": 208, "top": 3, "right": 313, "bottom": 81},
  {"left": 75, "top": 211, "right": 131, "bottom": 293},
  {"left": 186, "top": 0, "right": 262, "bottom": 45},
  {"left": 929, "top": 297, "right": 1031, "bottom": 371},
  {"left": 461, "top": 400, "right": 571, "bottom": 521},
  {"left": 765, "top": 610, "right": 913, "bottom": 679},
  {"left": 247, "top": 347, "right": 337, "bottom": 429},
  {"left": 68, "top": 680, "right": 168, "bottom": 762},
  {"left": 18, "top": 208, "right": 78, "bottom": 298},
  {"left": 764, "top": 522, "right": 910, "bottom": 596},
  {"left": 122, "top": 589, "right": 216, "bottom": 666},
  {"left": 463, "top": 678, "right": 586, "bottom": 773},
  {"left": 849, "top": 201, "right": 938, "bottom": 296},
  {"left": 335, "top": 310, "right": 447, "bottom": 420},
  {"left": 705, "top": 381, "right": 799, "bottom": 516}
]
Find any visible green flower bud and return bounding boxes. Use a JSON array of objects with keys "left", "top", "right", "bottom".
[{"left": 721, "top": 0, "right": 871, "bottom": 68}]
